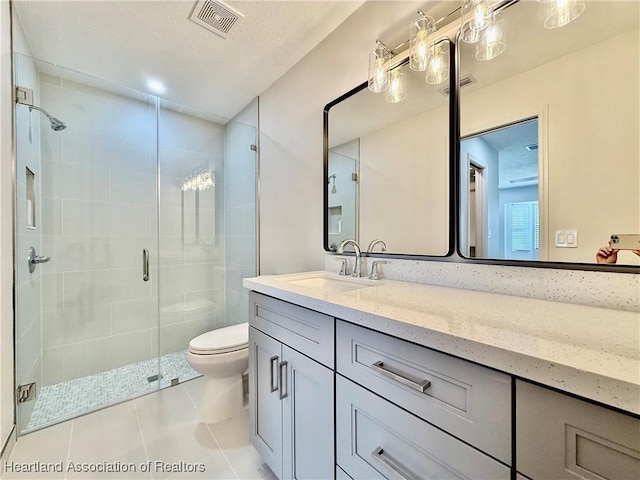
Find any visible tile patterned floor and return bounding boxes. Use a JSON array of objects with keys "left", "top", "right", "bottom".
[
  {"left": 4, "top": 376, "right": 274, "bottom": 480},
  {"left": 27, "top": 351, "right": 199, "bottom": 431}
]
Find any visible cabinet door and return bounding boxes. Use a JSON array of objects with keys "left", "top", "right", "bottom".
[
  {"left": 249, "top": 327, "right": 283, "bottom": 479},
  {"left": 282, "top": 345, "right": 335, "bottom": 480},
  {"left": 517, "top": 380, "right": 640, "bottom": 480}
]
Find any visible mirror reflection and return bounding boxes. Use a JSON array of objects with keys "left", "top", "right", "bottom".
[
  {"left": 326, "top": 41, "right": 451, "bottom": 256},
  {"left": 459, "top": 0, "right": 639, "bottom": 265}
]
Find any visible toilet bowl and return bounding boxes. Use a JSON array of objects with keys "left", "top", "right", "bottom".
[{"left": 187, "top": 322, "right": 249, "bottom": 424}]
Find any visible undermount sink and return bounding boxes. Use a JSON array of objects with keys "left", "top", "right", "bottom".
[{"left": 282, "top": 272, "right": 378, "bottom": 293}]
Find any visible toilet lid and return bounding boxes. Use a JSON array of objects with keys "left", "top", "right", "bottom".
[{"left": 189, "top": 322, "right": 248, "bottom": 355}]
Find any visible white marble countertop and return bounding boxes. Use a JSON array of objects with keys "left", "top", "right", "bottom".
[{"left": 243, "top": 271, "right": 640, "bottom": 415}]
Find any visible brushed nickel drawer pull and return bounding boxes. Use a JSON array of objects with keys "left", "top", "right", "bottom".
[
  {"left": 371, "top": 447, "right": 419, "bottom": 480},
  {"left": 278, "top": 361, "right": 288, "bottom": 400},
  {"left": 371, "top": 361, "right": 431, "bottom": 393},
  {"left": 269, "top": 355, "right": 279, "bottom": 393}
]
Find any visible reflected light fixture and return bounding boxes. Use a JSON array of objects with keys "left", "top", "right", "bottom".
[
  {"left": 368, "top": 41, "right": 391, "bottom": 93},
  {"left": 539, "top": 0, "right": 585, "bottom": 29},
  {"left": 476, "top": 12, "right": 506, "bottom": 61},
  {"left": 409, "top": 12, "right": 436, "bottom": 71},
  {"left": 386, "top": 69, "right": 407, "bottom": 103},
  {"left": 426, "top": 41, "right": 450, "bottom": 85},
  {"left": 461, "top": 0, "right": 490, "bottom": 43},
  {"left": 182, "top": 170, "right": 214, "bottom": 191}
]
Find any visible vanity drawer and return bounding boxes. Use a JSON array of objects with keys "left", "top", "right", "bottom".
[
  {"left": 516, "top": 380, "right": 640, "bottom": 480},
  {"left": 336, "top": 320, "right": 511, "bottom": 463},
  {"left": 336, "top": 375, "right": 511, "bottom": 480},
  {"left": 250, "top": 292, "right": 334, "bottom": 368}
]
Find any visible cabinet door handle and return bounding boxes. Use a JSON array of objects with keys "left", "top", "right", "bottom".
[
  {"left": 371, "top": 361, "right": 431, "bottom": 393},
  {"left": 269, "top": 355, "right": 279, "bottom": 393},
  {"left": 278, "top": 361, "right": 288, "bottom": 400},
  {"left": 371, "top": 447, "right": 418, "bottom": 480}
]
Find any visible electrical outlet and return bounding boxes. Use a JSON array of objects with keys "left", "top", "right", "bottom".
[{"left": 555, "top": 230, "right": 578, "bottom": 248}]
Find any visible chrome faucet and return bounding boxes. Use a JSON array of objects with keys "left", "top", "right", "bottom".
[
  {"left": 338, "top": 239, "right": 363, "bottom": 277},
  {"left": 366, "top": 239, "right": 387, "bottom": 253}
]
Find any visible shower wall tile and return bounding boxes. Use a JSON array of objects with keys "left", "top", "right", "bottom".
[
  {"left": 185, "top": 120, "right": 224, "bottom": 157},
  {"left": 183, "top": 263, "right": 216, "bottom": 293},
  {"left": 40, "top": 198, "right": 62, "bottom": 235},
  {"left": 40, "top": 83, "right": 111, "bottom": 134},
  {"left": 41, "top": 235, "right": 111, "bottom": 273},
  {"left": 110, "top": 170, "right": 156, "bottom": 205},
  {"left": 62, "top": 199, "right": 111, "bottom": 236},
  {"left": 110, "top": 236, "right": 155, "bottom": 268},
  {"left": 41, "top": 161, "right": 111, "bottom": 201},
  {"left": 226, "top": 235, "right": 257, "bottom": 268},
  {"left": 40, "top": 125, "right": 62, "bottom": 162},
  {"left": 63, "top": 127, "right": 153, "bottom": 174},
  {"left": 159, "top": 176, "right": 183, "bottom": 206},
  {"left": 159, "top": 110, "right": 186, "bottom": 150},
  {"left": 111, "top": 297, "right": 159, "bottom": 335},
  {"left": 159, "top": 294, "right": 186, "bottom": 326},
  {"left": 159, "top": 206, "right": 182, "bottom": 236},
  {"left": 17, "top": 275, "right": 41, "bottom": 338},
  {"left": 41, "top": 273, "right": 64, "bottom": 311},
  {"left": 158, "top": 235, "right": 183, "bottom": 264},
  {"left": 110, "top": 102, "right": 156, "bottom": 143},
  {"left": 159, "top": 148, "right": 214, "bottom": 178},
  {"left": 159, "top": 318, "right": 213, "bottom": 356},
  {"left": 225, "top": 173, "right": 256, "bottom": 209},
  {"left": 42, "top": 304, "right": 111, "bottom": 348},
  {"left": 111, "top": 203, "right": 152, "bottom": 236},
  {"left": 41, "top": 347, "right": 64, "bottom": 386},
  {"left": 226, "top": 205, "right": 257, "bottom": 237},
  {"left": 63, "top": 268, "right": 151, "bottom": 308},
  {"left": 185, "top": 289, "right": 223, "bottom": 321}
]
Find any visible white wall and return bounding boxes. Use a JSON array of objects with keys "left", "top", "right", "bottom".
[{"left": 0, "top": 0, "right": 15, "bottom": 455}]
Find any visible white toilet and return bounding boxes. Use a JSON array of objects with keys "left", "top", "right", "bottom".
[{"left": 187, "top": 322, "right": 249, "bottom": 424}]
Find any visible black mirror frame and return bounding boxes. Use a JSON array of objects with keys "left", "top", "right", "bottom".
[{"left": 323, "top": 35, "right": 639, "bottom": 273}]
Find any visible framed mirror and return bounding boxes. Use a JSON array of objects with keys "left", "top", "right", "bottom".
[
  {"left": 459, "top": 0, "right": 639, "bottom": 267},
  {"left": 324, "top": 40, "right": 453, "bottom": 256}
]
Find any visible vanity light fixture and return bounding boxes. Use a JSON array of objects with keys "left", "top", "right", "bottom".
[
  {"left": 461, "top": 0, "right": 491, "bottom": 44},
  {"left": 409, "top": 12, "right": 436, "bottom": 72},
  {"left": 368, "top": 41, "right": 391, "bottom": 93},
  {"left": 181, "top": 170, "right": 214, "bottom": 191},
  {"left": 539, "top": 0, "right": 585, "bottom": 29}
]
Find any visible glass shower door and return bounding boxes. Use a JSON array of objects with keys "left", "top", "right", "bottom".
[{"left": 14, "top": 55, "right": 161, "bottom": 433}]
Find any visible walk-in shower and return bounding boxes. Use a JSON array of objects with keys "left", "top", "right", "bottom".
[{"left": 13, "top": 53, "right": 258, "bottom": 434}]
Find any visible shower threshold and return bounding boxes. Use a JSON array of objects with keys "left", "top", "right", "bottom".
[{"left": 24, "top": 350, "right": 198, "bottom": 433}]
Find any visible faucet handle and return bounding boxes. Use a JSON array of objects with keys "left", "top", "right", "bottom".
[
  {"left": 368, "top": 260, "right": 387, "bottom": 280},
  {"left": 335, "top": 257, "right": 350, "bottom": 276}
]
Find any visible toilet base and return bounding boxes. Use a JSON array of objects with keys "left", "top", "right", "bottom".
[{"left": 199, "top": 374, "right": 247, "bottom": 424}]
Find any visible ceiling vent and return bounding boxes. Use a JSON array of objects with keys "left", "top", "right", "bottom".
[
  {"left": 188, "top": 0, "right": 244, "bottom": 39},
  {"left": 439, "top": 74, "right": 476, "bottom": 96}
]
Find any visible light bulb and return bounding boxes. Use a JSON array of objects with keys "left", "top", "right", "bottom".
[
  {"left": 461, "top": 0, "right": 490, "bottom": 43},
  {"left": 425, "top": 42, "right": 450, "bottom": 85},
  {"left": 409, "top": 14, "right": 436, "bottom": 72},
  {"left": 386, "top": 69, "right": 406, "bottom": 103},
  {"left": 476, "top": 13, "right": 506, "bottom": 61},
  {"left": 368, "top": 43, "right": 390, "bottom": 93}
]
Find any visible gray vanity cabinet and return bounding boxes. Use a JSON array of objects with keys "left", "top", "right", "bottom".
[
  {"left": 249, "top": 293, "right": 335, "bottom": 480},
  {"left": 516, "top": 380, "right": 640, "bottom": 480}
]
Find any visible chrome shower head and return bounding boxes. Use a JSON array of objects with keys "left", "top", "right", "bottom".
[{"left": 29, "top": 105, "right": 66, "bottom": 131}]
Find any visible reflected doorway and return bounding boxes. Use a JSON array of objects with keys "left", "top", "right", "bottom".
[{"left": 462, "top": 118, "right": 540, "bottom": 261}]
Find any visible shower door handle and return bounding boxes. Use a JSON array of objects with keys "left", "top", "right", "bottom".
[{"left": 142, "top": 249, "right": 149, "bottom": 282}]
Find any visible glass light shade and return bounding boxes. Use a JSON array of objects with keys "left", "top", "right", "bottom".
[
  {"left": 461, "top": 0, "right": 490, "bottom": 44},
  {"left": 409, "top": 15, "right": 436, "bottom": 71},
  {"left": 476, "top": 14, "right": 506, "bottom": 61},
  {"left": 544, "top": 0, "right": 585, "bottom": 29},
  {"left": 368, "top": 43, "right": 391, "bottom": 93},
  {"left": 425, "top": 42, "right": 450, "bottom": 85},
  {"left": 386, "top": 69, "right": 407, "bottom": 103}
]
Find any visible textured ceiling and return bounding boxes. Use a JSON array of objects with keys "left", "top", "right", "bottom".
[{"left": 14, "top": 0, "right": 364, "bottom": 121}]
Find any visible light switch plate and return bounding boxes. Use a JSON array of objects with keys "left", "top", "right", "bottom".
[{"left": 555, "top": 230, "right": 578, "bottom": 248}]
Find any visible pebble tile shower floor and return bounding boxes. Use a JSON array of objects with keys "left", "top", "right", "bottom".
[{"left": 27, "top": 350, "right": 198, "bottom": 430}]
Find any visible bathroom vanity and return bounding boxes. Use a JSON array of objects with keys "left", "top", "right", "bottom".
[{"left": 244, "top": 271, "right": 640, "bottom": 480}]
